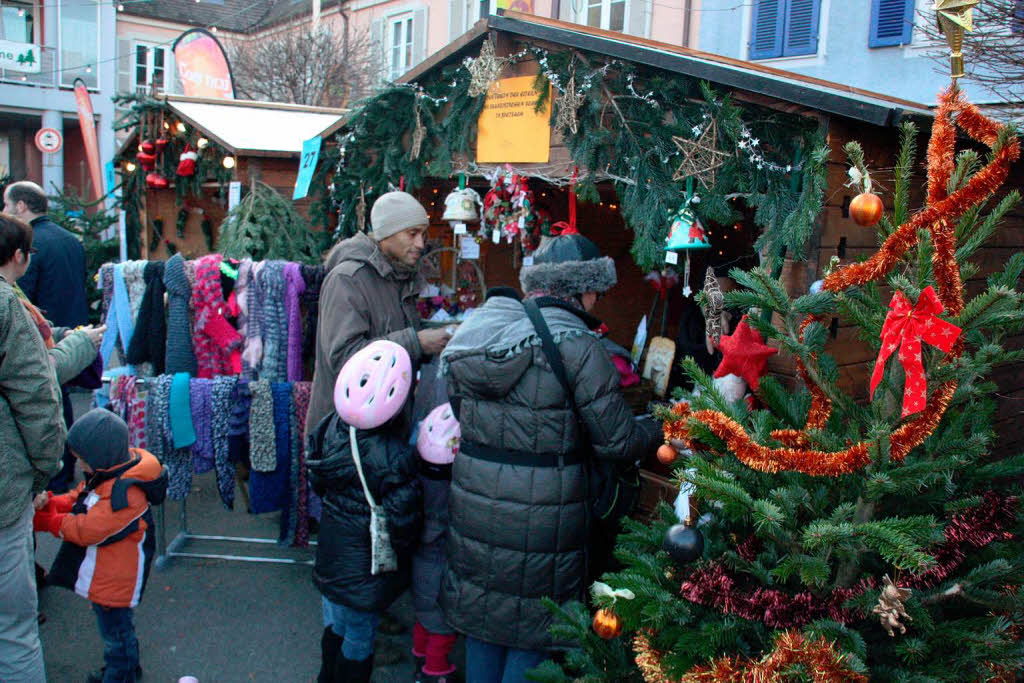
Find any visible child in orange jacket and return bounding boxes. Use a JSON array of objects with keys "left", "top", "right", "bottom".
[{"left": 34, "top": 408, "right": 167, "bottom": 683}]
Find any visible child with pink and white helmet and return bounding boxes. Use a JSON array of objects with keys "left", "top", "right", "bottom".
[
  {"left": 411, "top": 403, "right": 461, "bottom": 683},
  {"left": 306, "top": 340, "right": 423, "bottom": 683}
]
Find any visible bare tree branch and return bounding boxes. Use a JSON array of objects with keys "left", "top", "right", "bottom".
[
  {"left": 227, "top": 24, "right": 381, "bottom": 107},
  {"left": 917, "top": 2, "right": 1024, "bottom": 103}
]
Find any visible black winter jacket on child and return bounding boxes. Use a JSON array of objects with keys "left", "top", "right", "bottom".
[
  {"left": 412, "top": 462, "right": 453, "bottom": 634},
  {"left": 307, "top": 413, "right": 422, "bottom": 612}
]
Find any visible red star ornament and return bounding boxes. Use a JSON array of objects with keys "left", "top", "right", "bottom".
[{"left": 714, "top": 316, "right": 778, "bottom": 390}]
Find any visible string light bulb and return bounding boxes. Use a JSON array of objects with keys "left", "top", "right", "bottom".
[
  {"left": 222, "top": 156, "right": 236, "bottom": 169},
  {"left": 210, "top": 26, "right": 218, "bottom": 33},
  {"left": 18, "top": 7, "right": 24, "bottom": 16},
  {"left": 163, "top": 121, "right": 170, "bottom": 130},
  {"left": 86, "top": 65, "right": 92, "bottom": 73},
  {"left": 176, "top": 122, "right": 186, "bottom": 133},
  {"left": 125, "top": 162, "right": 137, "bottom": 173},
  {"left": 196, "top": 137, "right": 209, "bottom": 149},
  {"left": 118, "top": 3, "right": 124, "bottom": 10}
]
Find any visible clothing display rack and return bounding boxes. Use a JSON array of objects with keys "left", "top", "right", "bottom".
[{"left": 100, "top": 375, "right": 314, "bottom": 569}]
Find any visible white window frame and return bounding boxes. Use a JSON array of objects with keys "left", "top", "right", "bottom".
[
  {"left": 577, "top": 0, "right": 629, "bottom": 32},
  {"left": 739, "top": 0, "right": 830, "bottom": 68},
  {"left": 131, "top": 41, "right": 170, "bottom": 95},
  {"left": 388, "top": 13, "right": 415, "bottom": 82},
  {"left": 58, "top": 0, "right": 101, "bottom": 89},
  {"left": 1, "top": 0, "right": 38, "bottom": 44}
]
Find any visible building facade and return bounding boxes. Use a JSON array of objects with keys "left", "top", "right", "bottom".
[{"left": 1, "top": 0, "right": 117, "bottom": 196}]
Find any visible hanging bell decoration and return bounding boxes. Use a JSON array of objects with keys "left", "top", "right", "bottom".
[
  {"left": 665, "top": 195, "right": 710, "bottom": 298},
  {"left": 442, "top": 185, "right": 482, "bottom": 225}
]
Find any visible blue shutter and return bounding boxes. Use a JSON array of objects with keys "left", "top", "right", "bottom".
[
  {"left": 870, "top": 0, "right": 914, "bottom": 47},
  {"left": 782, "top": 0, "right": 820, "bottom": 57},
  {"left": 750, "top": 0, "right": 785, "bottom": 59}
]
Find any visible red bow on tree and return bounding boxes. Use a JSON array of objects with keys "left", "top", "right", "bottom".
[{"left": 869, "top": 286, "right": 961, "bottom": 417}]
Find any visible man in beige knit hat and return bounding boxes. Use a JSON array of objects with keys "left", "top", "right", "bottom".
[{"left": 306, "top": 190, "right": 452, "bottom": 439}]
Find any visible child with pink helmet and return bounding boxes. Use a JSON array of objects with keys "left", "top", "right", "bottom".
[
  {"left": 411, "top": 403, "right": 461, "bottom": 683},
  {"left": 306, "top": 340, "right": 423, "bottom": 683}
]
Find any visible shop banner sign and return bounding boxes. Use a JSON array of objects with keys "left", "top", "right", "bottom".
[
  {"left": 0, "top": 39, "right": 39, "bottom": 72},
  {"left": 292, "top": 136, "right": 322, "bottom": 200},
  {"left": 73, "top": 79, "right": 104, "bottom": 202},
  {"left": 476, "top": 76, "right": 551, "bottom": 163},
  {"left": 173, "top": 28, "right": 236, "bottom": 99}
]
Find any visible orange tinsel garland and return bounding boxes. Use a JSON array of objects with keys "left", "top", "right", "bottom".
[
  {"left": 634, "top": 631, "right": 867, "bottom": 683},
  {"left": 664, "top": 88, "right": 1020, "bottom": 476}
]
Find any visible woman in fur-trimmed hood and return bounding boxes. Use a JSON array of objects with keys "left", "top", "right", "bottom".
[{"left": 439, "top": 230, "right": 661, "bottom": 681}]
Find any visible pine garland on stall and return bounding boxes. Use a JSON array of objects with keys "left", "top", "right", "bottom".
[{"left": 216, "top": 182, "right": 322, "bottom": 264}]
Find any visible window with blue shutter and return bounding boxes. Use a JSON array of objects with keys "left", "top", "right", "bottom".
[
  {"left": 750, "top": 0, "right": 820, "bottom": 59},
  {"left": 869, "top": 0, "right": 914, "bottom": 47}
]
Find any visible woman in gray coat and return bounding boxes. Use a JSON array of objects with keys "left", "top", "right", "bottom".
[{"left": 440, "top": 232, "right": 661, "bottom": 683}]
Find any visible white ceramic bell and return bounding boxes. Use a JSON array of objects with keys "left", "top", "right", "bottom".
[{"left": 442, "top": 187, "right": 482, "bottom": 223}]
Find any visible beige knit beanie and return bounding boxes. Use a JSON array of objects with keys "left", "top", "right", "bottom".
[{"left": 370, "top": 191, "right": 429, "bottom": 241}]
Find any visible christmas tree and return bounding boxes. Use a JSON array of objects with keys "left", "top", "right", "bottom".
[
  {"left": 533, "top": 88, "right": 1023, "bottom": 682},
  {"left": 216, "top": 181, "right": 325, "bottom": 264}
]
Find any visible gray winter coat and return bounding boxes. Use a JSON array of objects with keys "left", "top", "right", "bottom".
[{"left": 440, "top": 295, "right": 660, "bottom": 651}]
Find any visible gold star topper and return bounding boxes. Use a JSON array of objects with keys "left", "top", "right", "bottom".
[
  {"left": 673, "top": 118, "right": 729, "bottom": 188},
  {"left": 934, "top": 0, "right": 978, "bottom": 80}
]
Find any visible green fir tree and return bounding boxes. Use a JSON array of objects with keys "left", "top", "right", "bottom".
[
  {"left": 532, "top": 114, "right": 1024, "bottom": 681},
  {"left": 216, "top": 181, "right": 324, "bottom": 264}
]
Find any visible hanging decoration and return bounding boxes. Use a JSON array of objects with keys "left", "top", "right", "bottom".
[
  {"left": 873, "top": 575, "right": 913, "bottom": 637},
  {"left": 661, "top": 88, "right": 1019, "bottom": 476},
  {"left": 136, "top": 140, "right": 157, "bottom": 172},
  {"left": 700, "top": 267, "right": 724, "bottom": 344},
  {"left": 665, "top": 181, "right": 710, "bottom": 297},
  {"left": 356, "top": 183, "right": 367, "bottom": 234},
  {"left": 590, "top": 581, "right": 634, "bottom": 640},
  {"left": 869, "top": 286, "right": 961, "bottom": 418},
  {"left": 409, "top": 99, "right": 426, "bottom": 161},
  {"left": 713, "top": 316, "right": 777, "bottom": 391},
  {"left": 847, "top": 164, "right": 883, "bottom": 228},
  {"left": 466, "top": 39, "right": 506, "bottom": 98},
  {"left": 177, "top": 143, "right": 199, "bottom": 177},
  {"left": 934, "top": 0, "right": 978, "bottom": 81},
  {"left": 482, "top": 165, "right": 536, "bottom": 244},
  {"left": 555, "top": 71, "right": 585, "bottom": 135},
  {"left": 155, "top": 135, "right": 170, "bottom": 154},
  {"left": 176, "top": 208, "right": 189, "bottom": 238},
  {"left": 672, "top": 116, "right": 729, "bottom": 189},
  {"left": 550, "top": 168, "right": 579, "bottom": 235},
  {"left": 442, "top": 174, "right": 482, "bottom": 226},
  {"left": 146, "top": 172, "right": 169, "bottom": 190}
]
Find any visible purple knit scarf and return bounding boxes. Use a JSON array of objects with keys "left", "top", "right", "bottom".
[
  {"left": 190, "top": 378, "right": 214, "bottom": 474},
  {"left": 283, "top": 262, "right": 306, "bottom": 382}
]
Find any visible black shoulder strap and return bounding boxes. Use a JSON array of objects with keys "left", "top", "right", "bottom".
[{"left": 523, "top": 299, "right": 576, "bottom": 413}]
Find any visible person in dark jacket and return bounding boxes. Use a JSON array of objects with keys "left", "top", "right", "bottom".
[
  {"left": 5, "top": 181, "right": 89, "bottom": 493},
  {"left": 411, "top": 403, "right": 460, "bottom": 683},
  {"left": 307, "top": 340, "right": 422, "bottom": 683},
  {"left": 440, "top": 230, "right": 662, "bottom": 683}
]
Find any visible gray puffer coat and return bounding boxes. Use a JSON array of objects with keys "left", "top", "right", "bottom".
[{"left": 440, "top": 295, "right": 660, "bottom": 651}]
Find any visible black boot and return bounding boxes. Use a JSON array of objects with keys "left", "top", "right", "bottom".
[
  {"left": 318, "top": 627, "right": 342, "bottom": 683},
  {"left": 337, "top": 653, "right": 374, "bottom": 683}
]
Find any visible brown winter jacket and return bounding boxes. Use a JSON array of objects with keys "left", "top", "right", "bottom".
[{"left": 305, "top": 232, "right": 425, "bottom": 437}]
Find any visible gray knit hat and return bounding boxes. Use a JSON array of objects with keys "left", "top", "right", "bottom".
[
  {"left": 370, "top": 191, "right": 429, "bottom": 241},
  {"left": 519, "top": 233, "right": 617, "bottom": 299},
  {"left": 67, "top": 408, "right": 131, "bottom": 472}
]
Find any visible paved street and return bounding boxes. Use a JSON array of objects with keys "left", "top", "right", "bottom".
[{"left": 36, "top": 396, "right": 453, "bottom": 682}]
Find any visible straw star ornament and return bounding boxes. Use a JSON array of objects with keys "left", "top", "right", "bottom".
[
  {"left": 673, "top": 118, "right": 729, "bottom": 188},
  {"left": 467, "top": 39, "right": 507, "bottom": 97},
  {"left": 555, "top": 74, "right": 586, "bottom": 135}
]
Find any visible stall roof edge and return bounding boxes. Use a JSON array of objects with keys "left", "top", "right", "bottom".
[{"left": 399, "top": 12, "right": 932, "bottom": 128}]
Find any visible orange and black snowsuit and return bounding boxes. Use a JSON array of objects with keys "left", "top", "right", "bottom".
[{"left": 45, "top": 449, "right": 167, "bottom": 608}]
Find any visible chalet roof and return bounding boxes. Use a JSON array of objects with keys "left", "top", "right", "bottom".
[
  {"left": 400, "top": 12, "right": 933, "bottom": 128},
  {"left": 156, "top": 95, "right": 347, "bottom": 157}
]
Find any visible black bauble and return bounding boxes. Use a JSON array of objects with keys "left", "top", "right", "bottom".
[{"left": 663, "top": 524, "right": 704, "bottom": 564}]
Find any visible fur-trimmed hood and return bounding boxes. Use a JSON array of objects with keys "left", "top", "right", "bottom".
[{"left": 519, "top": 256, "right": 616, "bottom": 298}]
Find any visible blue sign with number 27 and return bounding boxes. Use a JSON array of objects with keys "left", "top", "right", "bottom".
[{"left": 293, "top": 135, "right": 322, "bottom": 200}]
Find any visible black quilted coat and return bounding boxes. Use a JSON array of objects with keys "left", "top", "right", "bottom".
[
  {"left": 307, "top": 414, "right": 422, "bottom": 612},
  {"left": 440, "top": 297, "right": 661, "bottom": 650}
]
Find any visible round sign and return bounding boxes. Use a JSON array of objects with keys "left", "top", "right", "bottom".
[{"left": 35, "top": 128, "right": 62, "bottom": 154}]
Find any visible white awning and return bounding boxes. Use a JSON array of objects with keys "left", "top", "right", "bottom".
[{"left": 165, "top": 96, "right": 347, "bottom": 157}]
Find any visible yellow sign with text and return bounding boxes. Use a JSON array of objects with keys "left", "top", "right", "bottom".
[{"left": 476, "top": 76, "right": 551, "bottom": 163}]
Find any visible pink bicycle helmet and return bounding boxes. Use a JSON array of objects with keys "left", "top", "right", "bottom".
[
  {"left": 417, "top": 402, "right": 460, "bottom": 465},
  {"left": 333, "top": 340, "right": 412, "bottom": 430}
]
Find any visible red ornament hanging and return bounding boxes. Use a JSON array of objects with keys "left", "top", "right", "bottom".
[
  {"left": 870, "top": 286, "right": 961, "bottom": 418},
  {"left": 135, "top": 150, "right": 157, "bottom": 171},
  {"left": 140, "top": 140, "right": 156, "bottom": 155},
  {"left": 591, "top": 608, "right": 623, "bottom": 639},
  {"left": 850, "top": 191, "right": 884, "bottom": 227},
  {"left": 155, "top": 136, "right": 170, "bottom": 154},
  {"left": 713, "top": 316, "right": 777, "bottom": 390},
  {"left": 176, "top": 144, "right": 199, "bottom": 177},
  {"left": 145, "top": 172, "right": 169, "bottom": 190}
]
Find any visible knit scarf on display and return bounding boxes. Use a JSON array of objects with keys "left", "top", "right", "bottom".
[
  {"left": 163, "top": 253, "right": 198, "bottom": 376},
  {"left": 126, "top": 261, "right": 167, "bottom": 374},
  {"left": 283, "top": 262, "right": 306, "bottom": 382},
  {"left": 235, "top": 260, "right": 254, "bottom": 377},
  {"left": 148, "top": 374, "right": 193, "bottom": 500},
  {"left": 257, "top": 261, "right": 288, "bottom": 382},
  {"left": 169, "top": 372, "right": 196, "bottom": 449},
  {"left": 243, "top": 261, "right": 265, "bottom": 376},
  {"left": 292, "top": 381, "right": 312, "bottom": 547},
  {"left": 299, "top": 264, "right": 325, "bottom": 361},
  {"left": 100, "top": 263, "right": 113, "bottom": 318},
  {"left": 100, "top": 263, "right": 136, "bottom": 372},
  {"left": 190, "top": 378, "right": 214, "bottom": 474},
  {"left": 249, "top": 380, "right": 276, "bottom": 472},
  {"left": 273, "top": 382, "right": 294, "bottom": 544},
  {"left": 212, "top": 375, "right": 238, "bottom": 509},
  {"left": 228, "top": 378, "right": 252, "bottom": 437}
]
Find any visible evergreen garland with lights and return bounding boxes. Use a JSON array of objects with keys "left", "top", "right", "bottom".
[{"left": 318, "top": 44, "right": 827, "bottom": 271}]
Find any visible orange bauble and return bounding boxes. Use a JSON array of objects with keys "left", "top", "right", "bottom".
[
  {"left": 850, "top": 192, "right": 883, "bottom": 227},
  {"left": 592, "top": 608, "right": 623, "bottom": 639},
  {"left": 656, "top": 443, "right": 677, "bottom": 465}
]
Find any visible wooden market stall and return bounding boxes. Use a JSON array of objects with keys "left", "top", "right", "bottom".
[{"left": 117, "top": 95, "right": 346, "bottom": 260}]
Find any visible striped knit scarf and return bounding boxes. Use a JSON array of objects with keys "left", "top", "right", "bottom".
[
  {"left": 249, "top": 380, "right": 276, "bottom": 472},
  {"left": 292, "top": 381, "right": 312, "bottom": 547},
  {"left": 272, "top": 382, "right": 294, "bottom": 545},
  {"left": 258, "top": 261, "right": 288, "bottom": 382},
  {"left": 190, "top": 378, "right": 214, "bottom": 474},
  {"left": 212, "top": 376, "right": 238, "bottom": 509}
]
